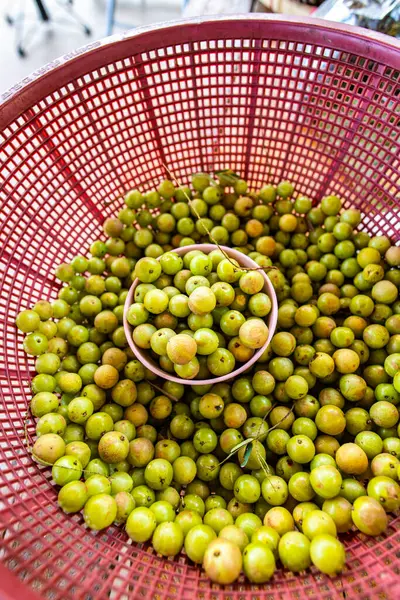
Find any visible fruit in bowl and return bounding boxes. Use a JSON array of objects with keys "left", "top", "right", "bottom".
[{"left": 124, "top": 243, "right": 277, "bottom": 384}]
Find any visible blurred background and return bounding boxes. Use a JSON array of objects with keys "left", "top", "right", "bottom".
[{"left": 1, "top": 0, "right": 399, "bottom": 94}]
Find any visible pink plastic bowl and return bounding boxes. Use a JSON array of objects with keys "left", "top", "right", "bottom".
[{"left": 123, "top": 243, "right": 278, "bottom": 386}]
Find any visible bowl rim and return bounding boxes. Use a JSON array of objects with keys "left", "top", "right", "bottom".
[{"left": 123, "top": 243, "right": 278, "bottom": 386}]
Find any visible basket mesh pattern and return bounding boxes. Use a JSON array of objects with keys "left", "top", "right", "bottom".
[{"left": 1, "top": 16, "right": 400, "bottom": 600}]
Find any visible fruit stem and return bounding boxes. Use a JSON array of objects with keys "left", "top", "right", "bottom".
[
  {"left": 144, "top": 379, "right": 179, "bottom": 402},
  {"left": 162, "top": 163, "right": 277, "bottom": 275}
]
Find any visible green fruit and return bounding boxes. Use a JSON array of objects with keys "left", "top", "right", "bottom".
[
  {"left": 175, "top": 510, "right": 203, "bottom": 537},
  {"left": 310, "top": 535, "right": 346, "bottom": 575},
  {"left": 261, "top": 476, "right": 288, "bottom": 506},
  {"left": 302, "top": 510, "right": 337, "bottom": 540},
  {"left": 219, "top": 524, "right": 249, "bottom": 552},
  {"left": 144, "top": 458, "right": 173, "bottom": 490},
  {"left": 367, "top": 476, "right": 400, "bottom": 512},
  {"left": 234, "top": 475, "right": 261, "bottom": 504},
  {"left": 243, "top": 542, "right": 276, "bottom": 583},
  {"left": 322, "top": 497, "right": 353, "bottom": 533},
  {"left": 152, "top": 522, "right": 184, "bottom": 556},
  {"left": 279, "top": 531, "right": 311, "bottom": 572},
  {"left": 184, "top": 524, "right": 216, "bottom": 563},
  {"left": 85, "top": 475, "right": 111, "bottom": 497},
  {"left": 264, "top": 506, "right": 294, "bottom": 536},
  {"left": 235, "top": 512, "right": 262, "bottom": 539},
  {"left": 58, "top": 481, "right": 88, "bottom": 513},
  {"left": 126, "top": 506, "right": 157, "bottom": 541},
  {"left": 83, "top": 494, "right": 117, "bottom": 530},
  {"left": 203, "top": 539, "right": 243, "bottom": 585},
  {"left": 204, "top": 508, "right": 234, "bottom": 534},
  {"left": 32, "top": 433, "right": 65, "bottom": 465},
  {"left": 309, "top": 465, "right": 342, "bottom": 499},
  {"left": 52, "top": 455, "right": 82, "bottom": 486},
  {"left": 251, "top": 525, "right": 280, "bottom": 556},
  {"left": 352, "top": 496, "right": 388, "bottom": 536}
]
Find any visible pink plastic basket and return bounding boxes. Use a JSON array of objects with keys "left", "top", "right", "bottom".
[
  {"left": 123, "top": 243, "right": 278, "bottom": 385},
  {"left": 1, "top": 15, "right": 400, "bottom": 600}
]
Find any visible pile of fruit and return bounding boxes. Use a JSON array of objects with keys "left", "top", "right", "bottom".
[
  {"left": 16, "top": 171, "right": 400, "bottom": 585},
  {"left": 127, "top": 248, "right": 272, "bottom": 380}
]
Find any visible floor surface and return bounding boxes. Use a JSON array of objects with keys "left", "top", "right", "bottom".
[{"left": 0, "top": 0, "right": 181, "bottom": 93}]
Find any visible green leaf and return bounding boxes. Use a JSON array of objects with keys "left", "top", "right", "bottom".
[
  {"left": 240, "top": 442, "right": 253, "bottom": 468},
  {"left": 229, "top": 438, "right": 254, "bottom": 455}
]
